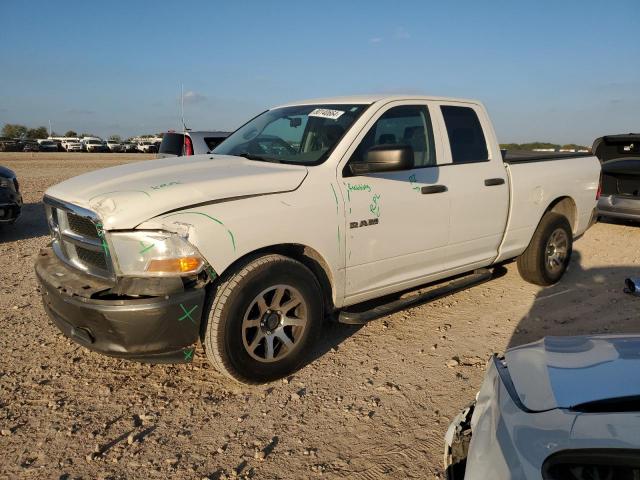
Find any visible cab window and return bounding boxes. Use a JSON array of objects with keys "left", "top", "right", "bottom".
[
  {"left": 349, "top": 105, "right": 436, "bottom": 168},
  {"left": 441, "top": 105, "right": 489, "bottom": 164}
]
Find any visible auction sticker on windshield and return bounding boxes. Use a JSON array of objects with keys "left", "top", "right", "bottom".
[{"left": 308, "top": 108, "right": 345, "bottom": 120}]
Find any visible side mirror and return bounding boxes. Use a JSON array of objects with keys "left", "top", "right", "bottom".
[{"left": 350, "top": 144, "right": 414, "bottom": 175}]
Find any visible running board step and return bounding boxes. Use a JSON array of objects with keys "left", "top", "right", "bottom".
[{"left": 338, "top": 268, "right": 493, "bottom": 325}]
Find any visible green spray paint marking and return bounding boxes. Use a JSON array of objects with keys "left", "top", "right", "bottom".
[
  {"left": 206, "top": 266, "right": 217, "bottom": 281},
  {"left": 347, "top": 183, "right": 372, "bottom": 193},
  {"left": 408, "top": 174, "right": 421, "bottom": 192},
  {"left": 369, "top": 194, "right": 381, "bottom": 218},
  {"left": 150, "top": 181, "right": 181, "bottom": 190},
  {"left": 139, "top": 241, "right": 154, "bottom": 254},
  {"left": 163, "top": 211, "right": 236, "bottom": 252},
  {"left": 330, "top": 183, "right": 342, "bottom": 254},
  {"left": 95, "top": 222, "right": 110, "bottom": 255},
  {"left": 330, "top": 183, "right": 339, "bottom": 215},
  {"left": 88, "top": 190, "right": 151, "bottom": 202},
  {"left": 183, "top": 348, "right": 194, "bottom": 361},
  {"left": 178, "top": 304, "right": 198, "bottom": 324}
]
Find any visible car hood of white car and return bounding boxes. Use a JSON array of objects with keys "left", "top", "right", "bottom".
[
  {"left": 505, "top": 335, "right": 640, "bottom": 411},
  {"left": 45, "top": 154, "right": 308, "bottom": 230}
]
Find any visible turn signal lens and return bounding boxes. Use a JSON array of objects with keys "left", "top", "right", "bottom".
[{"left": 146, "top": 256, "right": 203, "bottom": 274}]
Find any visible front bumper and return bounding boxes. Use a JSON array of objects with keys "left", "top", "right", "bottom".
[
  {"left": 597, "top": 195, "right": 640, "bottom": 221},
  {"left": 35, "top": 247, "right": 207, "bottom": 363},
  {"left": 0, "top": 187, "right": 22, "bottom": 223}
]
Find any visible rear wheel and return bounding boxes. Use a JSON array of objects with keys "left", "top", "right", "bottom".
[
  {"left": 202, "top": 254, "right": 323, "bottom": 384},
  {"left": 517, "top": 212, "right": 573, "bottom": 286}
]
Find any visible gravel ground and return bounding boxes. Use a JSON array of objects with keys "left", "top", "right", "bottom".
[{"left": 1, "top": 152, "right": 639, "bottom": 479}]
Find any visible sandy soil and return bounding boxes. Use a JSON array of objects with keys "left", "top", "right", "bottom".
[{"left": 1, "top": 152, "right": 639, "bottom": 479}]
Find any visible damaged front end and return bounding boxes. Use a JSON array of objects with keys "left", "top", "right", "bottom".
[
  {"left": 444, "top": 402, "right": 475, "bottom": 480},
  {"left": 36, "top": 196, "right": 214, "bottom": 363}
]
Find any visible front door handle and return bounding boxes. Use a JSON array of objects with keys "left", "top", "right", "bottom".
[
  {"left": 421, "top": 185, "right": 448, "bottom": 194},
  {"left": 484, "top": 178, "right": 505, "bottom": 186}
]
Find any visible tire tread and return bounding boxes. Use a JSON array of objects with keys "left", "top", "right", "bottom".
[
  {"left": 203, "top": 254, "right": 318, "bottom": 384},
  {"left": 517, "top": 212, "right": 572, "bottom": 286}
]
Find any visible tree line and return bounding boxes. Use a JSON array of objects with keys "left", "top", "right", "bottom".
[{"left": 1, "top": 123, "right": 165, "bottom": 143}]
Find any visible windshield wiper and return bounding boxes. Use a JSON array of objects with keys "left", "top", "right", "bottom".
[{"left": 235, "top": 152, "right": 280, "bottom": 163}]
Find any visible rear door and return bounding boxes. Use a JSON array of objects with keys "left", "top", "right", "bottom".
[
  {"left": 432, "top": 103, "right": 509, "bottom": 267},
  {"left": 339, "top": 101, "right": 451, "bottom": 302}
]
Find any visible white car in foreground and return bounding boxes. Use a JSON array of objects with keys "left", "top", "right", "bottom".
[
  {"left": 445, "top": 335, "right": 640, "bottom": 480},
  {"left": 36, "top": 94, "right": 600, "bottom": 384}
]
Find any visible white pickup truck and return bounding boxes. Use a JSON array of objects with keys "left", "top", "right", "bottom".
[{"left": 36, "top": 95, "right": 600, "bottom": 384}]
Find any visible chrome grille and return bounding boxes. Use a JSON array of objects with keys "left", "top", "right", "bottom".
[
  {"left": 67, "top": 211, "right": 100, "bottom": 239},
  {"left": 76, "top": 245, "right": 109, "bottom": 271},
  {"left": 44, "top": 196, "right": 113, "bottom": 279}
]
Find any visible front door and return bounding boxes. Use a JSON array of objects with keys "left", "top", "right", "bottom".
[{"left": 339, "top": 103, "right": 450, "bottom": 303}]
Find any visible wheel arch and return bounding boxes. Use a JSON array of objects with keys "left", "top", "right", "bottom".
[
  {"left": 545, "top": 196, "right": 577, "bottom": 234},
  {"left": 212, "top": 243, "right": 336, "bottom": 313}
]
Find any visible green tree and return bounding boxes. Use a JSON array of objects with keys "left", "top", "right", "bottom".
[
  {"left": 80, "top": 132, "right": 96, "bottom": 138},
  {"left": 64, "top": 130, "right": 78, "bottom": 137},
  {"left": 108, "top": 134, "right": 122, "bottom": 143},
  {"left": 26, "top": 126, "right": 49, "bottom": 139},
  {"left": 1, "top": 123, "right": 28, "bottom": 138}
]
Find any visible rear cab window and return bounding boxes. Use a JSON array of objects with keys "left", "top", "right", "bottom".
[{"left": 441, "top": 105, "right": 489, "bottom": 164}]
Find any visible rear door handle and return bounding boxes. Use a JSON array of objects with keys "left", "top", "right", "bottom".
[
  {"left": 484, "top": 178, "right": 505, "bottom": 186},
  {"left": 421, "top": 185, "right": 448, "bottom": 194}
]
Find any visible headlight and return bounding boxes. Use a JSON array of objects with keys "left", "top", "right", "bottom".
[
  {"left": 0, "top": 177, "right": 13, "bottom": 188},
  {"left": 108, "top": 230, "right": 205, "bottom": 277}
]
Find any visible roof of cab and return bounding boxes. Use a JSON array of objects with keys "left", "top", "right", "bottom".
[{"left": 275, "top": 94, "right": 481, "bottom": 109}]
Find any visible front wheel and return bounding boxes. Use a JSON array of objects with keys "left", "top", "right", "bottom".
[
  {"left": 517, "top": 212, "right": 573, "bottom": 286},
  {"left": 202, "top": 254, "right": 323, "bottom": 384}
]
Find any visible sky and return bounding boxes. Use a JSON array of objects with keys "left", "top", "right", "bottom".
[{"left": 1, "top": 0, "right": 638, "bottom": 145}]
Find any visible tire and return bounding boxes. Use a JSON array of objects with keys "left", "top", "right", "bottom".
[
  {"left": 517, "top": 212, "right": 573, "bottom": 286},
  {"left": 202, "top": 254, "right": 323, "bottom": 384}
]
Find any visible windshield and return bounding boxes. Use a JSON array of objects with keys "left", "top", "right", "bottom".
[
  {"left": 88, "top": 140, "right": 101, "bottom": 144},
  {"left": 213, "top": 104, "right": 368, "bottom": 165}
]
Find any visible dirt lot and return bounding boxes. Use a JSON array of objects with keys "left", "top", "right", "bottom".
[{"left": 1, "top": 152, "right": 639, "bottom": 479}]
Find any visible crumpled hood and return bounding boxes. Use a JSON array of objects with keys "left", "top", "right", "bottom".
[
  {"left": 45, "top": 154, "right": 308, "bottom": 229},
  {"left": 505, "top": 335, "right": 640, "bottom": 411}
]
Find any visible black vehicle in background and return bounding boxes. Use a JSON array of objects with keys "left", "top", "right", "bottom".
[
  {"left": 0, "top": 166, "right": 22, "bottom": 224},
  {"left": 0, "top": 137, "right": 22, "bottom": 152},
  {"left": 22, "top": 141, "right": 39, "bottom": 152},
  {"left": 157, "top": 130, "right": 230, "bottom": 158},
  {"left": 594, "top": 134, "right": 640, "bottom": 222}
]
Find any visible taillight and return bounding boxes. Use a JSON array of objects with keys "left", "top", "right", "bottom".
[
  {"left": 596, "top": 174, "right": 602, "bottom": 200},
  {"left": 185, "top": 136, "right": 193, "bottom": 156}
]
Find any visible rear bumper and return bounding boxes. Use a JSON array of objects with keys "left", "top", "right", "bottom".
[
  {"left": 597, "top": 195, "right": 640, "bottom": 221},
  {"left": 35, "top": 247, "right": 206, "bottom": 363}
]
